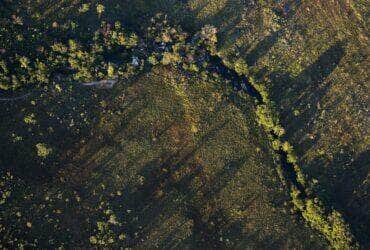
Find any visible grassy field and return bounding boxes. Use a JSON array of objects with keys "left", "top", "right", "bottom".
[
  {"left": 118, "top": 1, "right": 369, "bottom": 245},
  {"left": 1, "top": 65, "right": 328, "bottom": 248},
  {"left": 0, "top": 0, "right": 368, "bottom": 248},
  {"left": 181, "top": 1, "right": 369, "bottom": 245},
  {"left": 126, "top": 0, "right": 368, "bottom": 246}
]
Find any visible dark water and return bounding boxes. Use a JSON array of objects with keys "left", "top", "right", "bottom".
[
  {"left": 208, "top": 55, "right": 263, "bottom": 104},
  {"left": 207, "top": 54, "right": 305, "bottom": 195}
]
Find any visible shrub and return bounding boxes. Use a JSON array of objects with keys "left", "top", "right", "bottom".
[
  {"left": 255, "top": 105, "right": 276, "bottom": 132},
  {"left": 35, "top": 143, "right": 52, "bottom": 158},
  {"left": 148, "top": 55, "right": 159, "bottom": 65},
  {"left": 24, "top": 114, "right": 37, "bottom": 125},
  {"left": 290, "top": 186, "right": 304, "bottom": 210},
  {"left": 161, "top": 52, "right": 181, "bottom": 65},
  {"left": 234, "top": 58, "right": 248, "bottom": 76},
  {"left": 197, "top": 25, "right": 218, "bottom": 54},
  {"left": 0, "top": 60, "right": 10, "bottom": 90},
  {"left": 299, "top": 199, "right": 357, "bottom": 249},
  {"left": 199, "top": 25, "right": 218, "bottom": 45},
  {"left": 147, "top": 13, "right": 187, "bottom": 45},
  {"left": 294, "top": 165, "right": 306, "bottom": 186},
  {"left": 107, "top": 63, "right": 115, "bottom": 78},
  {"left": 271, "top": 139, "right": 281, "bottom": 150},
  {"left": 328, "top": 211, "right": 358, "bottom": 249},
  {"left": 0, "top": 172, "right": 13, "bottom": 205},
  {"left": 31, "top": 60, "right": 49, "bottom": 83},
  {"left": 18, "top": 56, "right": 30, "bottom": 69},
  {"left": 79, "top": 3, "right": 90, "bottom": 13},
  {"left": 188, "top": 63, "right": 199, "bottom": 72},
  {"left": 287, "top": 152, "right": 298, "bottom": 164},
  {"left": 96, "top": 4, "right": 105, "bottom": 17}
]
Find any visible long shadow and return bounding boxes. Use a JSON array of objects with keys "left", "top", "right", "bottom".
[
  {"left": 270, "top": 41, "right": 346, "bottom": 150},
  {"left": 193, "top": 0, "right": 245, "bottom": 48},
  {"left": 202, "top": 157, "right": 247, "bottom": 200},
  {"left": 286, "top": 41, "right": 346, "bottom": 105},
  {"left": 271, "top": 0, "right": 302, "bottom": 19},
  {"left": 308, "top": 149, "right": 370, "bottom": 248},
  {"left": 62, "top": 91, "right": 147, "bottom": 176},
  {"left": 244, "top": 29, "right": 282, "bottom": 66},
  {"left": 179, "top": 157, "right": 249, "bottom": 249},
  {"left": 118, "top": 120, "right": 229, "bottom": 246},
  {"left": 274, "top": 40, "right": 346, "bottom": 110},
  {"left": 217, "top": 0, "right": 302, "bottom": 61},
  {"left": 185, "top": 207, "right": 229, "bottom": 249},
  {"left": 115, "top": 117, "right": 260, "bottom": 248}
]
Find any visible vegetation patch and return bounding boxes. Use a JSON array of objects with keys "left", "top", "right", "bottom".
[{"left": 0, "top": 1, "right": 366, "bottom": 248}]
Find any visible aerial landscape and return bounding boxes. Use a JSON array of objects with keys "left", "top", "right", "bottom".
[{"left": 0, "top": 0, "right": 368, "bottom": 249}]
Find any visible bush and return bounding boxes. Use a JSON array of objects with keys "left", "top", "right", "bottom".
[
  {"left": 161, "top": 52, "right": 181, "bottom": 65},
  {"left": 256, "top": 105, "right": 275, "bottom": 131},
  {"left": 302, "top": 200, "right": 357, "bottom": 249},
  {"left": 197, "top": 25, "right": 218, "bottom": 54},
  {"left": 234, "top": 58, "right": 248, "bottom": 76},
  {"left": 35, "top": 143, "right": 52, "bottom": 158},
  {"left": 147, "top": 13, "right": 187, "bottom": 45},
  {"left": 290, "top": 186, "right": 304, "bottom": 210},
  {"left": 79, "top": 3, "right": 90, "bottom": 13},
  {"left": 148, "top": 55, "right": 159, "bottom": 65},
  {"left": 96, "top": 4, "right": 105, "bottom": 17}
]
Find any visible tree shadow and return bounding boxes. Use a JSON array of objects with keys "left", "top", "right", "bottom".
[
  {"left": 176, "top": 157, "right": 250, "bottom": 249},
  {"left": 209, "top": 0, "right": 302, "bottom": 61},
  {"left": 272, "top": 0, "right": 303, "bottom": 19},
  {"left": 191, "top": 0, "right": 245, "bottom": 48},
  {"left": 116, "top": 120, "right": 229, "bottom": 246},
  {"left": 282, "top": 40, "right": 346, "bottom": 106},
  {"left": 107, "top": 115, "right": 266, "bottom": 248},
  {"left": 269, "top": 41, "right": 346, "bottom": 151},
  {"left": 244, "top": 29, "right": 282, "bottom": 66},
  {"left": 308, "top": 149, "right": 370, "bottom": 248}
]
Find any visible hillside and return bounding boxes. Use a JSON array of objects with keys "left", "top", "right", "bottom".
[{"left": 0, "top": 0, "right": 368, "bottom": 248}]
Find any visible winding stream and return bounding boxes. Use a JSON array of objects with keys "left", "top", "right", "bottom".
[{"left": 207, "top": 54, "right": 306, "bottom": 195}]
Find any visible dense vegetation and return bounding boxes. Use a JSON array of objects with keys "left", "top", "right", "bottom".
[{"left": 0, "top": 1, "right": 368, "bottom": 249}]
